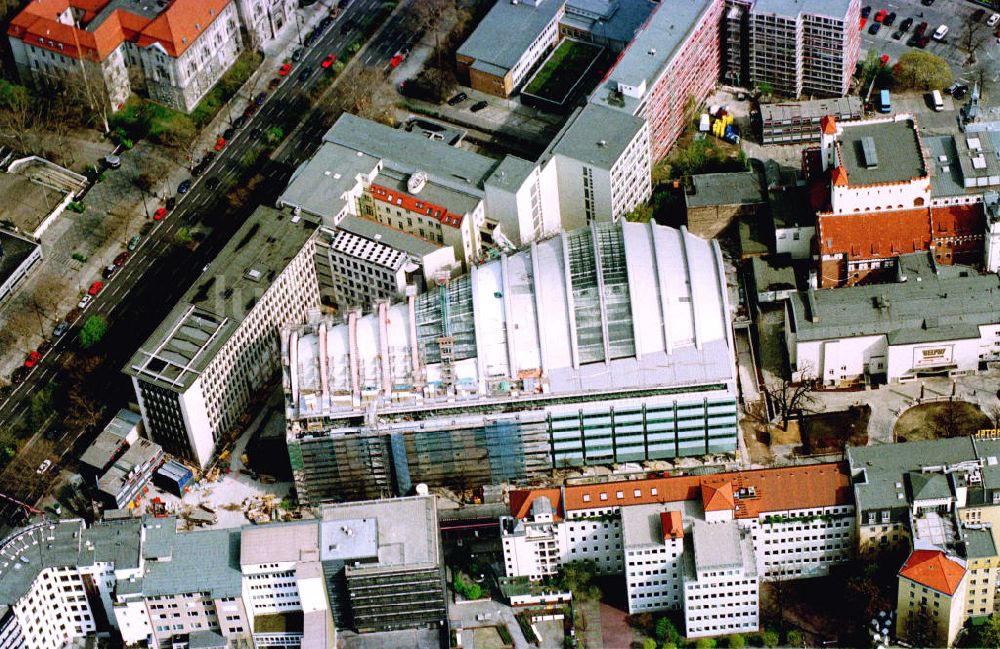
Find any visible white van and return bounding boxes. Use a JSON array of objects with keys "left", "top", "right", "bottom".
[
  {"left": 932, "top": 89, "right": 944, "bottom": 111},
  {"left": 933, "top": 24, "right": 949, "bottom": 41}
]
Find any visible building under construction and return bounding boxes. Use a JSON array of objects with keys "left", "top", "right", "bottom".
[{"left": 282, "top": 222, "right": 738, "bottom": 503}]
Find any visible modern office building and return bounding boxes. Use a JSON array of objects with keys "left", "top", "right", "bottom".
[
  {"left": 757, "top": 96, "right": 863, "bottom": 145},
  {"left": 742, "top": 0, "right": 861, "bottom": 97},
  {"left": 456, "top": 0, "right": 566, "bottom": 97},
  {"left": 501, "top": 463, "right": 853, "bottom": 637},
  {"left": 785, "top": 253, "right": 1000, "bottom": 386},
  {"left": 590, "top": 0, "right": 724, "bottom": 161},
  {"left": 8, "top": 0, "right": 243, "bottom": 113},
  {"left": 125, "top": 206, "right": 321, "bottom": 468},
  {"left": 282, "top": 221, "right": 738, "bottom": 503},
  {"left": 542, "top": 103, "right": 652, "bottom": 228},
  {"left": 318, "top": 215, "right": 457, "bottom": 311}
]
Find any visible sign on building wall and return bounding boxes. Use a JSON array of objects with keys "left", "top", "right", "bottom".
[{"left": 913, "top": 345, "right": 954, "bottom": 368}]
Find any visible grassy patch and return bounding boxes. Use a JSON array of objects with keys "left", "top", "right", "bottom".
[
  {"left": 893, "top": 400, "right": 991, "bottom": 442},
  {"left": 523, "top": 39, "right": 601, "bottom": 101}
]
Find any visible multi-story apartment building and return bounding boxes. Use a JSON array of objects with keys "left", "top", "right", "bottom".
[
  {"left": 277, "top": 114, "right": 561, "bottom": 269},
  {"left": 233, "top": 0, "right": 297, "bottom": 49},
  {"left": 848, "top": 436, "right": 1000, "bottom": 646},
  {"left": 501, "top": 463, "right": 853, "bottom": 638},
  {"left": 456, "top": 0, "right": 565, "bottom": 97},
  {"left": 743, "top": 0, "right": 860, "bottom": 97},
  {"left": 282, "top": 221, "right": 738, "bottom": 503},
  {"left": 125, "top": 206, "right": 321, "bottom": 468},
  {"left": 318, "top": 215, "right": 457, "bottom": 311},
  {"left": 757, "top": 96, "right": 863, "bottom": 145},
  {"left": 590, "top": 0, "right": 724, "bottom": 161},
  {"left": 8, "top": 0, "right": 243, "bottom": 114},
  {"left": 542, "top": 103, "right": 652, "bottom": 228}
]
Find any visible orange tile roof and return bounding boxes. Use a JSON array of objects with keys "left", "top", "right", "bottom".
[
  {"left": 821, "top": 115, "right": 838, "bottom": 135},
  {"left": 660, "top": 511, "right": 683, "bottom": 540},
  {"left": 370, "top": 183, "right": 465, "bottom": 228},
  {"left": 817, "top": 208, "right": 932, "bottom": 260},
  {"left": 899, "top": 550, "right": 966, "bottom": 595},
  {"left": 701, "top": 481, "right": 734, "bottom": 511},
  {"left": 831, "top": 166, "right": 849, "bottom": 187},
  {"left": 509, "top": 463, "right": 852, "bottom": 521},
  {"left": 930, "top": 203, "right": 985, "bottom": 238},
  {"left": 8, "top": 0, "right": 231, "bottom": 62}
]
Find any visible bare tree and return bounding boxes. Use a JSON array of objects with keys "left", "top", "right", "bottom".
[
  {"left": 989, "top": 403, "right": 1000, "bottom": 429},
  {"left": 326, "top": 66, "right": 397, "bottom": 127},
  {"left": 762, "top": 364, "right": 819, "bottom": 431},
  {"left": 962, "top": 14, "right": 989, "bottom": 65},
  {"left": 62, "top": 353, "right": 105, "bottom": 436}
]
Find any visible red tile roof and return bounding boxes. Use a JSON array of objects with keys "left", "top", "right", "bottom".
[
  {"left": 370, "top": 183, "right": 465, "bottom": 228},
  {"left": 930, "top": 203, "right": 985, "bottom": 238},
  {"left": 660, "top": 511, "right": 683, "bottom": 540},
  {"left": 509, "top": 463, "right": 852, "bottom": 521},
  {"left": 701, "top": 481, "right": 734, "bottom": 511},
  {"left": 8, "top": 0, "right": 230, "bottom": 62},
  {"left": 821, "top": 115, "right": 838, "bottom": 135},
  {"left": 817, "top": 208, "right": 932, "bottom": 259},
  {"left": 831, "top": 166, "right": 850, "bottom": 187},
  {"left": 899, "top": 550, "right": 966, "bottom": 595}
]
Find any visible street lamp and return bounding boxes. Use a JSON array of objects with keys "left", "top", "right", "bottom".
[{"left": 296, "top": 13, "right": 304, "bottom": 45}]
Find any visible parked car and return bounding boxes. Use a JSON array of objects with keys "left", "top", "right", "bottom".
[
  {"left": 874, "top": 9, "right": 886, "bottom": 22},
  {"left": 233, "top": 115, "right": 247, "bottom": 129},
  {"left": 319, "top": 16, "right": 333, "bottom": 30},
  {"left": 989, "top": 13, "right": 1000, "bottom": 27},
  {"left": 298, "top": 68, "right": 312, "bottom": 82},
  {"left": 206, "top": 177, "right": 221, "bottom": 191},
  {"left": 103, "top": 154, "right": 121, "bottom": 169},
  {"left": 214, "top": 137, "right": 227, "bottom": 151},
  {"left": 914, "top": 21, "right": 928, "bottom": 36},
  {"left": 178, "top": 179, "right": 192, "bottom": 194},
  {"left": 322, "top": 54, "right": 337, "bottom": 68},
  {"left": 52, "top": 321, "right": 69, "bottom": 337},
  {"left": 192, "top": 161, "right": 208, "bottom": 177},
  {"left": 77, "top": 294, "right": 93, "bottom": 309},
  {"left": 101, "top": 264, "right": 117, "bottom": 279},
  {"left": 470, "top": 100, "right": 488, "bottom": 112},
  {"left": 932, "top": 24, "right": 948, "bottom": 41},
  {"left": 202, "top": 151, "right": 216, "bottom": 166},
  {"left": 900, "top": 17, "right": 913, "bottom": 32},
  {"left": 154, "top": 207, "right": 168, "bottom": 221},
  {"left": 920, "top": 0, "right": 934, "bottom": 6},
  {"left": 954, "top": 85, "right": 969, "bottom": 100},
  {"left": 891, "top": 30, "right": 902, "bottom": 40},
  {"left": 268, "top": 78, "right": 282, "bottom": 90},
  {"left": 223, "top": 128, "right": 235, "bottom": 140},
  {"left": 36, "top": 460, "right": 51, "bottom": 475},
  {"left": 279, "top": 63, "right": 292, "bottom": 76},
  {"left": 24, "top": 351, "right": 41, "bottom": 368},
  {"left": 292, "top": 47, "right": 304, "bottom": 62},
  {"left": 861, "top": 6, "right": 871, "bottom": 18},
  {"left": 250, "top": 127, "right": 263, "bottom": 139},
  {"left": 884, "top": 12, "right": 896, "bottom": 26},
  {"left": 10, "top": 366, "right": 28, "bottom": 385},
  {"left": 255, "top": 92, "right": 267, "bottom": 107},
  {"left": 114, "top": 252, "right": 129, "bottom": 266},
  {"left": 127, "top": 235, "right": 142, "bottom": 251},
  {"left": 868, "top": 22, "right": 881, "bottom": 35},
  {"left": 447, "top": 92, "right": 468, "bottom": 106},
  {"left": 390, "top": 49, "right": 408, "bottom": 69},
  {"left": 88, "top": 281, "right": 104, "bottom": 296}
]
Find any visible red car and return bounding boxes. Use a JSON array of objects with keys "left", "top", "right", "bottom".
[
  {"left": 874, "top": 9, "right": 887, "bottom": 22},
  {"left": 278, "top": 63, "right": 292, "bottom": 76},
  {"left": 153, "top": 207, "right": 168, "bottom": 221},
  {"left": 24, "top": 351, "right": 41, "bottom": 368},
  {"left": 114, "top": 251, "right": 130, "bottom": 266},
  {"left": 88, "top": 281, "right": 104, "bottom": 296},
  {"left": 214, "top": 137, "right": 226, "bottom": 152},
  {"left": 321, "top": 54, "right": 337, "bottom": 69},
  {"left": 879, "top": 54, "right": 890, "bottom": 66},
  {"left": 389, "top": 53, "right": 405, "bottom": 69},
  {"left": 859, "top": 17, "right": 867, "bottom": 29}
]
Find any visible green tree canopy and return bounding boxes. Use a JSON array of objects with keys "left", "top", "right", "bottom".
[
  {"left": 640, "top": 639, "right": 657, "bottom": 649},
  {"left": 654, "top": 617, "right": 680, "bottom": 645},
  {"left": 892, "top": 51, "right": 953, "bottom": 91},
  {"left": 78, "top": 316, "right": 107, "bottom": 349},
  {"left": 727, "top": 633, "right": 746, "bottom": 649},
  {"left": 785, "top": 629, "right": 803, "bottom": 647},
  {"left": 694, "top": 638, "right": 717, "bottom": 649},
  {"left": 760, "top": 630, "right": 780, "bottom": 648}
]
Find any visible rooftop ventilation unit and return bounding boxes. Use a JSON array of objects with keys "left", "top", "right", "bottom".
[{"left": 244, "top": 269, "right": 263, "bottom": 282}]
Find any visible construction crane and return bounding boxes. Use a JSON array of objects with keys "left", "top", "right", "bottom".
[{"left": 0, "top": 490, "right": 43, "bottom": 518}]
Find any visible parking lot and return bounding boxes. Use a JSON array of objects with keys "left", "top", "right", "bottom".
[{"left": 861, "top": 0, "right": 1000, "bottom": 88}]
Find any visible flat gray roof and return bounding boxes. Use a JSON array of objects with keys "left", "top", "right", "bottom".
[
  {"left": 98, "top": 437, "right": 163, "bottom": 498},
  {"left": 963, "top": 525, "right": 997, "bottom": 560},
  {"left": 319, "top": 495, "right": 439, "bottom": 571},
  {"left": 691, "top": 520, "right": 742, "bottom": 571},
  {"left": 752, "top": 0, "right": 854, "bottom": 18},
  {"left": 767, "top": 184, "right": 816, "bottom": 229},
  {"left": 687, "top": 172, "right": 764, "bottom": 209},
  {"left": 838, "top": 119, "right": 927, "bottom": 187},
  {"left": 279, "top": 142, "right": 379, "bottom": 223},
  {"left": 143, "top": 528, "right": 242, "bottom": 599},
  {"left": 373, "top": 168, "right": 481, "bottom": 217},
  {"left": 80, "top": 409, "right": 142, "bottom": 470},
  {"left": 124, "top": 206, "right": 318, "bottom": 393},
  {"left": 848, "top": 437, "right": 1000, "bottom": 513},
  {"left": 788, "top": 253, "right": 1000, "bottom": 342},
  {"left": 321, "top": 518, "right": 378, "bottom": 562},
  {"left": 547, "top": 103, "right": 646, "bottom": 170},
  {"left": 592, "top": 0, "right": 714, "bottom": 114},
  {"left": 562, "top": 0, "right": 657, "bottom": 44},
  {"left": 485, "top": 155, "right": 536, "bottom": 192},
  {"left": 760, "top": 96, "right": 863, "bottom": 125},
  {"left": 241, "top": 520, "right": 319, "bottom": 566},
  {"left": 0, "top": 229, "right": 38, "bottom": 289},
  {"left": 750, "top": 256, "right": 796, "bottom": 294},
  {"left": 925, "top": 135, "right": 968, "bottom": 198},
  {"left": 457, "top": 0, "right": 564, "bottom": 72}
]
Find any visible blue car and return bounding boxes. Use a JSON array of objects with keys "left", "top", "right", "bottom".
[{"left": 178, "top": 179, "right": 192, "bottom": 194}]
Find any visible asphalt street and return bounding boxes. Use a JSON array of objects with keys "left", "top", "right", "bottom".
[{"left": 0, "top": 0, "right": 417, "bottom": 528}]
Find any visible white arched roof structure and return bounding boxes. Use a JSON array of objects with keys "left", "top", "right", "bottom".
[{"left": 286, "top": 222, "right": 735, "bottom": 419}]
